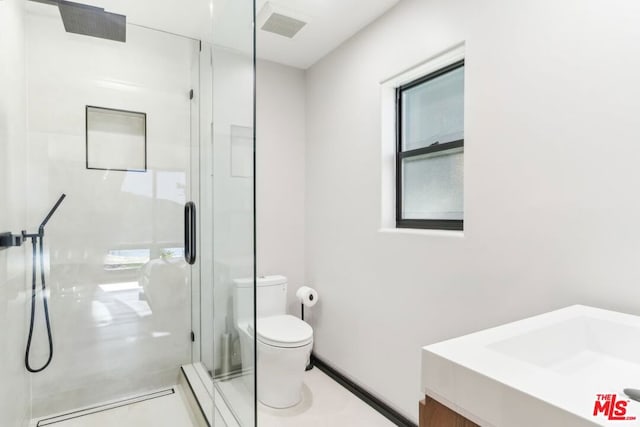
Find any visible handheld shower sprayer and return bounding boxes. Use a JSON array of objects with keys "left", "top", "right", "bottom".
[
  {"left": 37, "top": 193, "right": 66, "bottom": 235},
  {"left": 24, "top": 193, "right": 66, "bottom": 373}
]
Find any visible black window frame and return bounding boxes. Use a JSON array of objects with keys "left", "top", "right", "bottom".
[{"left": 396, "top": 59, "right": 464, "bottom": 231}]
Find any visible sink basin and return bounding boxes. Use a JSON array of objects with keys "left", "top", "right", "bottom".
[{"left": 421, "top": 305, "right": 640, "bottom": 426}]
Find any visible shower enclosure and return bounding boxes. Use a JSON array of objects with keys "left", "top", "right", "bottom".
[{"left": 0, "top": 0, "right": 256, "bottom": 425}]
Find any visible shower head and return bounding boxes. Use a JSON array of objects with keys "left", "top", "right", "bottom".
[
  {"left": 39, "top": 194, "right": 66, "bottom": 234},
  {"left": 57, "top": 0, "right": 126, "bottom": 42}
]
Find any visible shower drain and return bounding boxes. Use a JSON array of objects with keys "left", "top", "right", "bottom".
[{"left": 35, "top": 388, "right": 175, "bottom": 426}]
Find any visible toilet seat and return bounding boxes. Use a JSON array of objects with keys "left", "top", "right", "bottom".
[{"left": 254, "top": 315, "right": 313, "bottom": 348}]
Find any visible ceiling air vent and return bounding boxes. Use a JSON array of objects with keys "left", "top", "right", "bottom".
[{"left": 258, "top": 2, "right": 307, "bottom": 39}]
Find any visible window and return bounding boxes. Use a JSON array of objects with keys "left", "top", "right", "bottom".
[{"left": 396, "top": 60, "right": 464, "bottom": 230}]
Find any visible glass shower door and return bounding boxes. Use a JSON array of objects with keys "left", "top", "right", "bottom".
[
  {"left": 1, "top": 0, "right": 256, "bottom": 425},
  {"left": 22, "top": 7, "right": 199, "bottom": 416}
]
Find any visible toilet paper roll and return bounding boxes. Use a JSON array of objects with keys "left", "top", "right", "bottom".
[{"left": 296, "top": 286, "right": 318, "bottom": 307}]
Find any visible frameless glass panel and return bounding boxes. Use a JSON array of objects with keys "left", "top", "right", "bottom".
[
  {"left": 402, "top": 65, "right": 464, "bottom": 151},
  {"left": 208, "top": 0, "right": 256, "bottom": 426},
  {"left": 402, "top": 148, "right": 464, "bottom": 220}
]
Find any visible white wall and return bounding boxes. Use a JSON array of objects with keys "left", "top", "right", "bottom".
[
  {"left": 0, "top": 0, "right": 30, "bottom": 424},
  {"left": 305, "top": 0, "right": 640, "bottom": 422},
  {"left": 256, "top": 59, "right": 306, "bottom": 315},
  {"left": 25, "top": 6, "right": 196, "bottom": 416}
]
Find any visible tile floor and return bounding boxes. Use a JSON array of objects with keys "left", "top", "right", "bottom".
[
  {"left": 216, "top": 368, "right": 395, "bottom": 427},
  {"left": 31, "top": 368, "right": 395, "bottom": 426},
  {"left": 259, "top": 369, "right": 395, "bottom": 427}
]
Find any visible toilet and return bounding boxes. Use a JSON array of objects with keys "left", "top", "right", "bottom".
[{"left": 233, "top": 275, "right": 313, "bottom": 408}]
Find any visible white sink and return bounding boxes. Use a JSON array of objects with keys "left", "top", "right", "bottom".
[{"left": 421, "top": 305, "right": 640, "bottom": 426}]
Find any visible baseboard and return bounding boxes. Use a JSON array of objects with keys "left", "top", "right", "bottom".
[{"left": 311, "top": 354, "right": 417, "bottom": 427}]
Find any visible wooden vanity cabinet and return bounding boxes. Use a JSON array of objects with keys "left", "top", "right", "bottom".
[{"left": 419, "top": 396, "right": 480, "bottom": 427}]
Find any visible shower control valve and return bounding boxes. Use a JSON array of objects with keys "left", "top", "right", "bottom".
[{"left": 0, "top": 232, "right": 24, "bottom": 250}]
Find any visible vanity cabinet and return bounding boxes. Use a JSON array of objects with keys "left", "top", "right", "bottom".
[{"left": 419, "top": 396, "right": 479, "bottom": 427}]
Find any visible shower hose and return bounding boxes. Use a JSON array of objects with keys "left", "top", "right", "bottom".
[{"left": 24, "top": 234, "right": 54, "bottom": 373}]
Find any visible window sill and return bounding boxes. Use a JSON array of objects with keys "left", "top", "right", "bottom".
[{"left": 378, "top": 227, "right": 464, "bottom": 238}]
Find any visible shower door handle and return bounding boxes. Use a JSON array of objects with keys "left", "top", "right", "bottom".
[{"left": 184, "top": 201, "right": 196, "bottom": 265}]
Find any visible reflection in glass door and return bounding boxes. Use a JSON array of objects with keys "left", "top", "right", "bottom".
[
  {"left": 23, "top": 6, "right": 201, "bottom": 415},
  {"left": 1, "top": 0, "right": 256, "bottom": 425}
]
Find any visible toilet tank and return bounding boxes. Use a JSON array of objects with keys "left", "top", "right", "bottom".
[{"left": 233, "top": 275, "right": 287, "bottom": 325}]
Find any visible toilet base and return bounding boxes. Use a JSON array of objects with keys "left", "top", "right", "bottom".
[
  {"left": 257, "top": 339, "right": 313, "bottom": 409},
  {"left": 259, "top": 395, "right": 302, "bottom": 409}
]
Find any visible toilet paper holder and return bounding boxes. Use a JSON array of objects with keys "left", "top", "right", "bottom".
[
  {"left": 297, "top": 286, "right": 317, "bottom": 371},
  {"left": 301, "top": 302, "right": 314, "bottom": 372}
]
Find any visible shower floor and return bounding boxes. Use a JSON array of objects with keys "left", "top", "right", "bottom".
[{"left": 29, "top": 386, "right": 218, "bottom": 427}]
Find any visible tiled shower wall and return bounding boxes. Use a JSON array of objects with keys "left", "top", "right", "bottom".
[{"left": 0, "top": 0, "right": 30, "bottom": 425}]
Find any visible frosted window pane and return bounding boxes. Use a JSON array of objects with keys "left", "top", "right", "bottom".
[
  {"left": 402, "top": 66, "right": 464, "bottom": 151},
  {"left": 402, "top": 148, "right": 463, "bottom": 220},
  {"left": 87, "top": 106, "right": 146, "bottom": 171}
]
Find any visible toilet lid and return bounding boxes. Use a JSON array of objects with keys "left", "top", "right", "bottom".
[{"left": 256, "top": 315, "right": 313, "bottom": 348}]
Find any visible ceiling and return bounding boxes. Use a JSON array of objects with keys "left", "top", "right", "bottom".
[
  {"left": 26, "top": 0, "right": 400, "bottom": 69},
  {"left": 71, "top": 0, "right": 215, "bottom": 42},
  {"left": 255, "top": 0, "right": 399, "bottom": 69}
]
